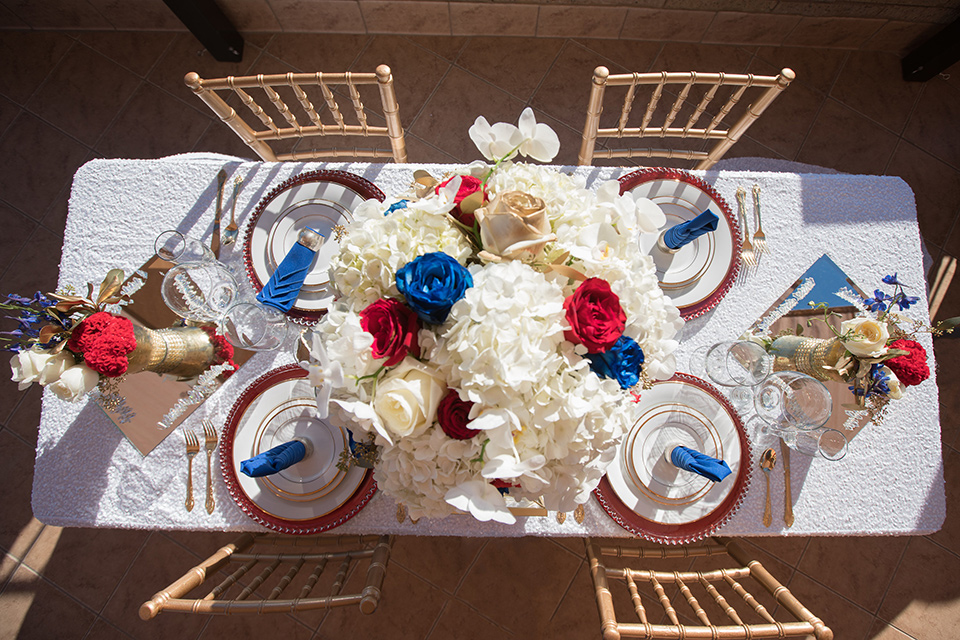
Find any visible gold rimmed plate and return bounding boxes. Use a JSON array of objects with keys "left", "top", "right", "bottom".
[
  {"left": 243, "top": 170, "right": 385, "bottom": 323},
  {"left": 220, "top": 365, "right": 376, "bottom": 534},
  {"left": 620, "top": 169, "right": 741, "bottom": 319},
  {"left": 595, "top": 373, "right": 752, "bottom": 545}
]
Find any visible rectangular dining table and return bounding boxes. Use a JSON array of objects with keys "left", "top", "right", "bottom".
[{"left": 31, "top": 153, "right": 945, "bottom": 538}]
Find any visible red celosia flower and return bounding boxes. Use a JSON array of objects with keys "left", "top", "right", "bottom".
[
  {"left": 885, "top": 338, "right": 930, "bottom": 386},
  {"left": 68, "top": 312, "right": 136, "bottom": 377}
]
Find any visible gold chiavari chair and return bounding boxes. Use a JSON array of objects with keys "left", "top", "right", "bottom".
[
  {"left": 140, "top": 534, "right": 393, "bottom": 619},
  {"left": 185, "top": 66, "right": 407, "bottom": 163},
  {"left": 586, "top": 537, "right": 833, "bottom": 640},
  {"left": 578, "top": 67, "right": 795, "bottom": 170}
]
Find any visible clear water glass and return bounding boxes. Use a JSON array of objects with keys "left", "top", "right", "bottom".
[
  {"left": 219, "top": 301, "right": 291, "bottom": 351},
  {"left": 754, "top": 371, "right": 832, "bottom": 430},
  {"left": 155, "top": 230, "right": 213, "bottom": 264},
  {"left": 160, "top": 260, "right": 239, "bottom": 323}
]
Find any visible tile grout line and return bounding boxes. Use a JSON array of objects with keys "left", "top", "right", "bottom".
[
  {"left": 865, "top": 534, "right": 912, "bottom": 619},
  {"left": 546, "top": 557, "right": 585, "bottom": 624}
]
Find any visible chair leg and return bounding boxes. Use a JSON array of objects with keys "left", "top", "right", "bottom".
[
  {"left": 579, "top": 67, "right": 609, "bottom": 166},
  {"left": 585, "top": 538, "right": 622, "bottom": 640}
]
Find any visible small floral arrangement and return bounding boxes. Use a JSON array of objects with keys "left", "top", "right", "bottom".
[
  {"left": 301, "top": 109, "right": 683, "bottom": 523},
  {"left": 765, "top": 273, "right": 955, "bottom": 427},
  {"left": 5, "top": 270, "right": 144, "bottom": 401}
]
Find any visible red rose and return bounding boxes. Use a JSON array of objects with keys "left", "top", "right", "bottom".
[
  {"left": 563, "top": 278, "right": 625, "bottom": 353},
  {"left": 885, "top": 338, "right": 930, "bottom": 386},
  {"left": 437, "top": 389, "right": 479, "bottom": 440},
  {"left": 360, "top": 298, "right": 420, "bottom": 367},
  {"left": 68, "top": 312, "right": 137, "bottom": 377},
  {"left": 436, "top": 175, "right": 485, "bottom": 227}
]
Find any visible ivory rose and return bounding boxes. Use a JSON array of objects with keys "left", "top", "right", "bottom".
[
  {"left": 475, "top": 191, "right": 556, "bottom": 261},
  {"left": 48, "top": 363, "right": 99, "bottom": 401},
  {"left": 10, "top": 347, "right": 55, "bottom": 390},
  {"left": 373, "top": 357, "right": 446, "bottom": 439},
  {"left": 840, "top": 317, "right": 890, "bottom": 358}
]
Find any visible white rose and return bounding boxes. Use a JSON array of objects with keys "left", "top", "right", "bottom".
[
  {"left": 38, "top": 350, "right": 77, "bottom": 385},
  {"left": 49, "top": 363, "right": 99, "bottom": 401},
  {"left": 840, "top": 317, "right": 890, "bottom": 358},
  {"left": 881, "top": 366, "right": 904, "bottom": 400},
  {"left": 10, "top": 347, "right": 53, "bottom": 390},
  {"left": 372, "top": 357, "right": 445, "bottom": 439}
]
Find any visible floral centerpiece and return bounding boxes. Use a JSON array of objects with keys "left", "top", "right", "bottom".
[
  {"left": 757, "top": 274, "right": 954, "bottom": 428},
  {"left": 301, "top": 109, "right": 683, "bottom": 523},
  {"left": 6, "top": 269, "right": 236, "bottom": 403}
]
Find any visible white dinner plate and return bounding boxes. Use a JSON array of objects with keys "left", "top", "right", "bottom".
[
  {"left": 243, "top": 170, "right": 384, "bottom": 321},
  {"left": 620, "top": 169, "right": 740, "bottom": 319},
  {"left": 607, "top": 378, "right": 742, "bottom": 525},
  {"left": 229, "top": 374, "right": 367, "bottom": 521}
]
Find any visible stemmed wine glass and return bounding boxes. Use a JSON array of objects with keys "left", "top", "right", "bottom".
[
  {"left": 155, "top": 230, "right": 214, "bottom": 264},
  {"left": 702, "top": 340, "right": 773, "bottom": 409},
  {"left": 160, "top": 261, "right": 240, "bottom": 323},
  {"left": 218, "top": 300, "right": 292, "bottom": 351}
]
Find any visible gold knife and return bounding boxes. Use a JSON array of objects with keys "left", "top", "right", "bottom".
[
  {"left": 211, "top": 169, "right": 227, "bottom": 259},
  {"left": 780, "top": 438, "right": 794, "bottom": 527}
]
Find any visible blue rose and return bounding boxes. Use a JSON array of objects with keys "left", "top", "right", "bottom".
[
  {"left": 395, "top": 252, "right": 473, "bottom": 324},
  {"left": 587, "top": 335, "right": 645, "bottom": 389}
]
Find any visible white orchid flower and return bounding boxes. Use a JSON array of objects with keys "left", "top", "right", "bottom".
[
  {"left": 469, "top": 116, "right": 523, "bottom": 161},
  {"left": 445, "top": 480, "right": 516, "bottom": 525},
  {"left": 299, "top": 331, "right": 344, "bottom": 419},
  {"left": 517, "top": 108, "right": 560, "bottom": 163}
]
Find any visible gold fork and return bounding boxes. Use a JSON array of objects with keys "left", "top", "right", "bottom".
[
  {"left": 735, "top": 187, "right": 757, "bottom": 279},
  {"left": 184, "top": 430, "right": 200, "bottom": 512},
  {"left": 202, "top": 421, "right": 218, "bottom": 514},
  {"left": 752, "top": 183, "right": 768, "bottom": 258}
]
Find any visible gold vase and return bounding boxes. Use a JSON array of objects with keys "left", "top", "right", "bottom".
[
  {"left": 769, "top": 335, "right": 847, "bottom": 382},
  {"left": 126, "top": 326, "right": 217, "bottom": 378}
]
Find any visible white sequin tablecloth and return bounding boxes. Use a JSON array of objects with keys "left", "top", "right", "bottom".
[{"left": 31, "top": 154, "right": 945, "bottom": 537}]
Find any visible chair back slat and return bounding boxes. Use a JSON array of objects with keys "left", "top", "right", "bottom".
[
  {"left": 185, "top": 66, "right": 407, "bottom": 162},
  {"left": 331, "top": 555, "right": 352, "bottom": 597},
  {"left": 578, "top": 66, "right": 795, "bottom": 169},
  {"left": 639, "top": 75, "right": 667, "bottom": 133},
  {"left": 292, "top": 83, "right": 323, "bottom": 129},
  {"left": 650, "top": 574, "right": 679, "bottom": 625},
  {"left": 699, "top": 575, "right": 744, "bottom": 625},
  {"left": 723, "top": 571, "right": 777, "bottom": 624},
  {"left": 268, "top": 558, "right": 304, "bottom": 600},
  {"left": 300, "top": 558, "right": 329, "bottom": 598},
  {"left": 661, "top": 81, "right": 693, "bottom": 137},
  {"left": 316, "top": 76, "right": 347, "bottom": 131},
  {"left": 210, "top": 559, "right": 256, "bottom": 600},
  {"left": 684, "top": 81, "right": 721, "bottom": 135},
  {"left": 624, "top": 571, "right": 650, "bottom": 624},
  {"left": 234, "top": 85, "right": 279, "bottom": 134},
  {"left": 346, "top": 76, "right": 370, "bottom": 133},
  {"left": 237, "top": 559, "right": 281, "bottom": 600},
  {"left": 263, "top": 80, "right": 301, "bottom": 133},
  {"left": 676, "top": 575, "right": 712, "bottom": 626}
]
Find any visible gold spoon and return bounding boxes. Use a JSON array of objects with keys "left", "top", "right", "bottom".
[{"left": 760, "top": 448, "right": 777, "bottom": 528}]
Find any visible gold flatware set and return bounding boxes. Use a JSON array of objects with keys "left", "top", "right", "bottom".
[
  {"left": 183, "top": 421, "right": 219, "bottom": 514},
  {"left": 735, "top": 183, "right": 770, "bottom": 281}
]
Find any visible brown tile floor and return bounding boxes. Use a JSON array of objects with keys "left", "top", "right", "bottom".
[{"left": 0, "top": 30, "right": 958, "bottom": 640}]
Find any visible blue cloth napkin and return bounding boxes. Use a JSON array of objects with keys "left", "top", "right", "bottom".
[
  {"left": 240, "top": 440, "right": 306, "bottom": 477},
  {"left": 670, "top": 445, "right": 732, "bottom": 482},
  {"left": 662, "top": 209, "right": 720, "bottom": 250},
  {"left": 256, "top": 229, "right": 321, "bottom": 313}
]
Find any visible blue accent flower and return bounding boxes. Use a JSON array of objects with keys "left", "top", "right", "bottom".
[
  {"left": 385, "top": 200, "right": 409, "bottom": 215},
  {"left": 849, "top": 363, "right": 891, "bottom": 398},
  {"left": 863, "top": 289, "right": 889, "bottom": 312},
  {"left": 587, "top": 335, "right": 645, "bottom": 389},
  {"left": 882, "top": 274, "right": 902, "bottom": 286},
  {"left": 894, "top": 294, "right": 919, "bottom": 311},
  {"left": 395, "top": 252, "right": 473, "bottom": 325}
]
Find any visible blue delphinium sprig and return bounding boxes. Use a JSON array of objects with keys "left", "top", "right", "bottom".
[
  {"left": 862, "top": 273, "right": 920, "bottom": 317},
  {"left": 0, "top": 292, "right": 71, "bottom": 352},
  {"left": 849, "top": 362, "right": 891, "bottom": 399}
]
